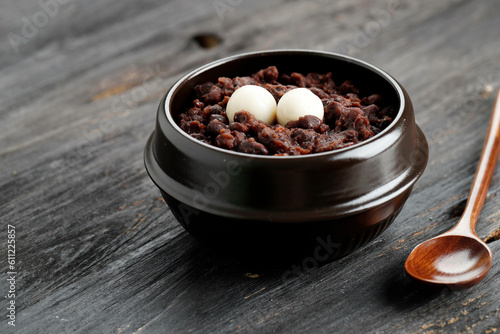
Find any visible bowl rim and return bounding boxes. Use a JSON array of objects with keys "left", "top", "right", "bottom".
[{"left": 163, "top": 49, "right": 406, "bottom": 159}]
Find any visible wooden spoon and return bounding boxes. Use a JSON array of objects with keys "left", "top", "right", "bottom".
[{"left": 405, "top": 89, "right": 500, "bottom": 289}]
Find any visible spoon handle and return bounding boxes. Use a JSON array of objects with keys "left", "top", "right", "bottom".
[{"left": 457, "top": 89, "right": 500, "bottom": 234}]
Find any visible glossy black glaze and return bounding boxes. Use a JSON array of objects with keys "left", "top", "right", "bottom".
[{"left": 144, "top": 50, "right": 429, "bottom": 263}]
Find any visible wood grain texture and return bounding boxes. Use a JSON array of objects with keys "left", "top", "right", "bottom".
[{"left": 1, "top": 0, "right": 500, "bottom": 333}]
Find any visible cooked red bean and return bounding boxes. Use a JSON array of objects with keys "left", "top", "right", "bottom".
[
  {"left": 238, "top": 137, "right": 269, "bottom": 155},
  {"left": 207, "top": 119, "right": 227, "bottom": 136}
]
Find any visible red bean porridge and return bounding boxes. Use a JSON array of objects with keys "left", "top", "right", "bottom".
[{"left": 177, "top": 66, "right": 395, "bottom": 156}]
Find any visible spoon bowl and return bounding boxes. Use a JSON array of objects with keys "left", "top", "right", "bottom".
[
  {"left": 405, "top": 235, "right": 493, "bottom": 288},
  {"left": 405, "top": 89, "right": 500, "bottom": 289}
]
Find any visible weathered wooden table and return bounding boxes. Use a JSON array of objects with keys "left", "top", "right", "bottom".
[{"left": 1, "top": 0, "right": 500, "bottom": 333}]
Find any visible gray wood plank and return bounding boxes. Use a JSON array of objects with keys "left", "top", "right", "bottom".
[{"left": 1, "top": 0, "right": 500, "bottom": 333}]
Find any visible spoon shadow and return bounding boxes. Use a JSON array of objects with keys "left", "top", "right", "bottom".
[{"left": 383, "top": 259, "right": 456, "bottom": 310}]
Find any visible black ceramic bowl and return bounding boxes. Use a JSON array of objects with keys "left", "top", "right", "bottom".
[{"left": 144, "top": 50, "right": 428, "bottom": 265}]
